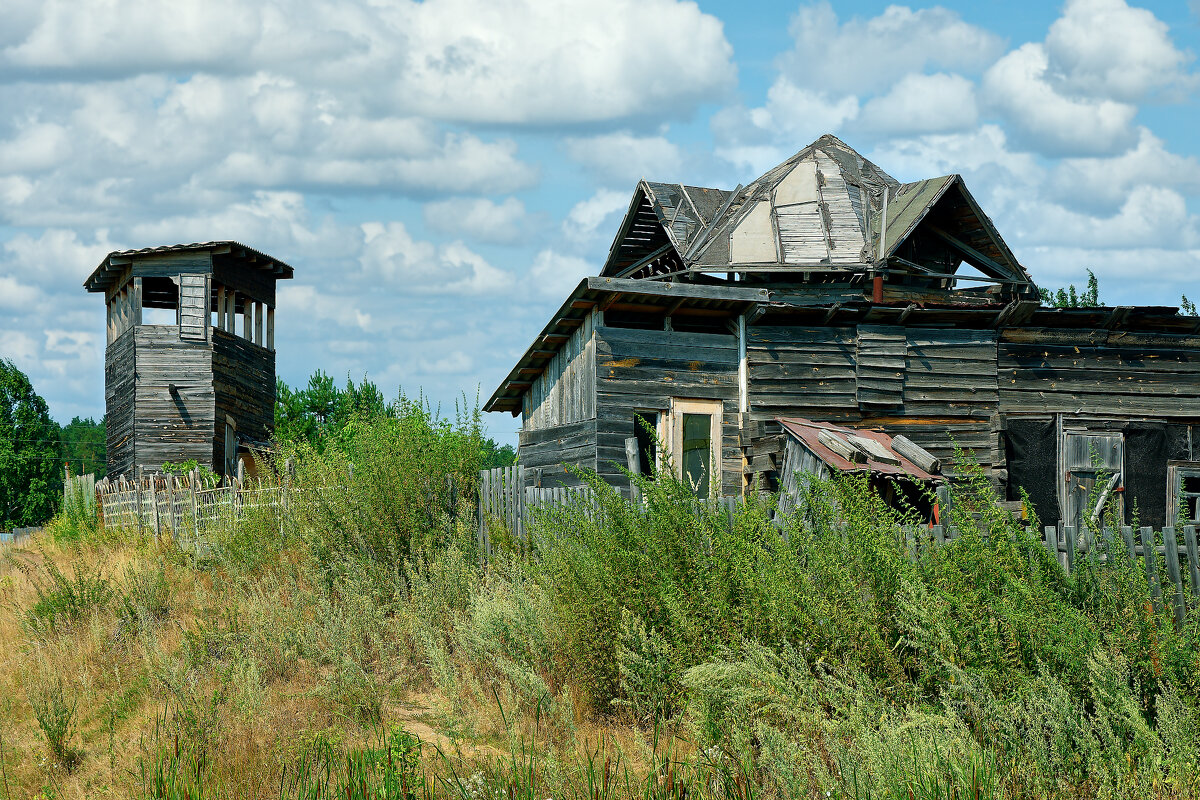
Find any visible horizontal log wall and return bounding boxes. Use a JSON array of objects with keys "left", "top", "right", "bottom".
[
  {"left": 518, "top": 419, "right": 597, "bottom": 489},
  {"left": 212, "top": 329, "right": 275, "bottom": 473},
  {"left": 132, "top": 326, "right": 215, "bottom": 472},
  {"left": 1000, "top": 328, "right": 1200, "bottom": 416},
  {"left": 744, "top": 324, "right": 1000, "bottom": 490},
  {"left": 595, "top": 325, "right": 740, "bottom": 497}
]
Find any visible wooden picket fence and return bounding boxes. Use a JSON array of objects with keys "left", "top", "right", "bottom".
[
  {"left": 477, "top": 465, "right": 596, "bottom": 557},
  {"left": 95, "top": 462, "right": 291, "bottom": 554},
  {"left": 63, "top": 472, "right": 96, "bottom": 513}
]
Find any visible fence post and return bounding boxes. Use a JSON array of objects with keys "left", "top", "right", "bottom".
[
  {"left": 150, "top": 474, "right": 161, "bottom": 540},
  {"left": 1139, "top": 526, "right": 1163, "bottom": 615},
  {"left": 625, "top": 437, "right": 642, "bottom": 505},
  {"left": 1162, "top": 526, "right": 1186, "bottom": 627},
  {"left": 1185, "top": 525, "right": 1200, "bottom": 608},
  {"left": 190, "top": 468, "right": 201, "bottom": 538},
  {"left": 135, "top": 466, "right": 145, "bottom": 537},
  {"left": 478, "top": 468, "right": 490, "bottom": 566},
  {"left": 1063, "top": 526, "right": 1077, "bottom": 573}
]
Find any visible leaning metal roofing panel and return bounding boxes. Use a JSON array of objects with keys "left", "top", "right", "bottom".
[{"left": 777, "top": 416, "right": 939, "bottom": 481}]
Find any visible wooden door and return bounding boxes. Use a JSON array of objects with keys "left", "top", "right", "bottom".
[
  {"left": 669, "top": 399, "right": 722, "bottom": 497},
  {"left": 1062, "top": 432, "right": 1123, "bottom": 529}
]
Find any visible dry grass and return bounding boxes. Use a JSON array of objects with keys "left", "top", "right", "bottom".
[{"left": 0, "top": 530, "right": 668, "bottom": 800}]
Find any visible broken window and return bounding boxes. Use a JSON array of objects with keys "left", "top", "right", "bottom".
[
  {"left": 633, "top": 410, "right": 660, "bottom": 478},
  {"left": 1167, "top": 463, "right": 1200, "bottom": 527}
]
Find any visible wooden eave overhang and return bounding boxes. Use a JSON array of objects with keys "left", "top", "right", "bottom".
[
  {"left": 484, "top": 277, "right": 771, "bottom": 415},
  {"left": 486, "top": 290, "right": 1200, "bottom": 417},
  {"left": 83, "top": 241, "right": 295, "bottom": 293}
]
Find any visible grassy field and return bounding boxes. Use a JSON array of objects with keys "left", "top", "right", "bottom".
[{"left": 2, "top": 410, "right": 1199, "bottom": 799}]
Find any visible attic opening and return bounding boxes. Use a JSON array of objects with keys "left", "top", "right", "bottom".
[
  {"left": 883, "top": 178, "right": 1030, "bottom": 295},
  {"left": 141, "top": 276, "right": 179, "bottom": 326}
]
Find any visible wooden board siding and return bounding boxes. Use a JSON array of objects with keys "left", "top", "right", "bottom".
[
  {"left": 132, "top": 326, "right": 215, "bottom": 471},
  {"left": 213, "top": 256, "right": 277, "bottom": 307},
  {"left": 523, "top": 309, "right": 598, "bottom": 431},
  {"left": 594, "top": 325, "right": 740, "bottom": 497},
  {"left": 889, "top": 327, "right": 1000, "bottom": 479},
  {"left": 212, "top": 329, "right": 275, "bottom": 471},
  {"left": 856, "top": 325, "right": 906, "bottom": 409},
  {"left": 105, "top": 329, "right": 136, "bottom": 477},
  {"left": 518, "top": 419, "right": 597, "bottom": 489},
  {"left": 743, "top": 324, "right": 1000, "bottom": 489},
  {"left": 1000, "top": 328, "right": 1200, "bottom": 416}
]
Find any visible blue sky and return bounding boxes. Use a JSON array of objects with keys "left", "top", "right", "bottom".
[{"left": 1, "top": 0, "right": 1198, "bottom": 447}]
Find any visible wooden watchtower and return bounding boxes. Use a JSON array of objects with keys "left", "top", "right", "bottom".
[{"left": 84, "top": 242, "right": 294, "bottom": 477}]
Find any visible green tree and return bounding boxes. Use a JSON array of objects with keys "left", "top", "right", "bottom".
[
  {"left": 59, "top": 416, "right": 106, "bottom": 479},
  {"left": 275, "top": 370, "right": 513, "bottom": 465},
  {"left": 0, "top": 360, "right": 62, "bottom": 527},
  {"left": 1039, "top": 269, "right": 1102, "bottom": 308}
]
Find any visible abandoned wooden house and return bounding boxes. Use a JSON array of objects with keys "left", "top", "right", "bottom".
[
  {"left": 485, "top": 134, "right": 1200, "bottom": 529},
  {"left": 85, "top": 241, "right": 293, "bottom": 478}
]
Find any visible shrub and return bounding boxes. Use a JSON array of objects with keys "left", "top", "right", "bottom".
[
  {"left": 27, "top": 676, "right": 82, "bottom": 772},
  {"left": 21, "top": 553, "right": 112, "bottom": 635}
]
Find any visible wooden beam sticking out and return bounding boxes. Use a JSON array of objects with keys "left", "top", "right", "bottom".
[
  {"left": 818, "top": 430, "right": 867, "bottom": 463},
  {"left": 1103, "top": 306, "right": 1132, "bottom": 330},
  {"left": 600, "top": 292, "right": 624, "bottom": 313},
  {"left": 570, "top": 300, "right": 596, "bottom": 310},
  {"left": 891, "top": 435, "right": 941, "bottom": 473},
  {"left": 517, "top": 368, "right": 542, "bottom": 376},
  {"left": 847, "top": 435, "right": 901, "bottom": 466},
  {"left": 551, "top": 317, "right": 583, "bottom": 329},
  {"left": 542, "top": 334, "right": 569, "bottom": 344},
  {"left": 927, "top": 224, "right": 1017, "bottom": 282},
  {"left": 822, "top": 303, "right": 843, "bottom": 325}
]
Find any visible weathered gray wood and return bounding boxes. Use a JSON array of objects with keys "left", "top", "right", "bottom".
[
  {"left": 1140, "top": 526, "right": 1163, "bottom": 613},
  {"left": 890, "top": 435, "right": 941, "bottom": 473},
  {"left": 1185, "top": 525, "right": 1200, "bottom": 606},
  {"left": 1162, "top": 526, "right": 1186, "bottom": 626},
  {"left": 1063, "top": 525, "right": 1077, "bottom": 572},
  {"left": 1044, "top": 525, "right": 1058, "bottom": 565},
  {"left": 818, "top": 429, "right": 866, "bottom": 463}
]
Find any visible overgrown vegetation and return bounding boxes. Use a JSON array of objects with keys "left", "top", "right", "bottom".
[
  {"left": 2, "top": 407, "right": 1198, "bottom": 799},
  {"left": 1040, "top": 268, "right": 1102, "bottom": 308}
]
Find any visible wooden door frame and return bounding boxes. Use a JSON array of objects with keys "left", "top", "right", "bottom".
[{"left": 668, "top": 398, "right": 723, "bottom": 495}]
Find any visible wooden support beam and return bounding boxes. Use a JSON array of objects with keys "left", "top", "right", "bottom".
[
  {"left": 216, "top": 285, "right": 226, "bottom": 332},
  {"left": 266, "top": 305, "right": 275, "bottom": 350},
  {"left": 927, "top": 224, "right": 1017, "bottom": 282},
  {"left": 254, "top": 301, "right": 264, "bottom": 345}
]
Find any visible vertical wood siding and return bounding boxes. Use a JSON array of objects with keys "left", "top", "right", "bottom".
[{"left": 522, "top": 309, "right": 598, "bottom": 431}]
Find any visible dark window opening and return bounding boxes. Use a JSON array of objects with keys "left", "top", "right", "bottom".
[
  {"left": 141, "top": 276, "right": 179, "bottom": 326},
  {"left": 1183, "top": 476, "right": 1200, "bottom": 494},
  {"left": 634, "top": 411, "right": 658, "bottom": 478},
  {"left": 682, "top": 412, "right": 712, "bottom": 496}
]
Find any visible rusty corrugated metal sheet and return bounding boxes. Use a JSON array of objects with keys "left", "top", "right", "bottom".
[{"left": 777, "top": 416, "right": 938, "bottom": 481}]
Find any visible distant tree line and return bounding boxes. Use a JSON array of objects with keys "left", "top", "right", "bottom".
[
  {"left": 0, "top": 359, "right": 106, "bottom": 529},
  {"left": 276, "top": 370, "right": 516, "bottom": 468}
]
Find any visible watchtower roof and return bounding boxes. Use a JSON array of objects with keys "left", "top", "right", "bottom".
[{"left": 84, "top": 241, "right": 294, "bottom": 293}]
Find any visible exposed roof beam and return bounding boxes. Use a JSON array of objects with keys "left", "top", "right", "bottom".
[{"left": 927, "top": 224, "right": 1018, "bottom": 283}]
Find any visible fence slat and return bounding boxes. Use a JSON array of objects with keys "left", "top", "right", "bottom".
[
  {"left": 1162, "top": 526, "right": 1186, "bottom": 627},
  {"left": 1140, "top": 526, "right": 1163, "bottom": 614},
  {"left": 1185, "top": 526, "right": 1200, "bottom": 607}
]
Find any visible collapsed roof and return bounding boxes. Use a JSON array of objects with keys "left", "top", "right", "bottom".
[{"left": 600, "top": 134, "right": 1033, "bottom": 296}]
